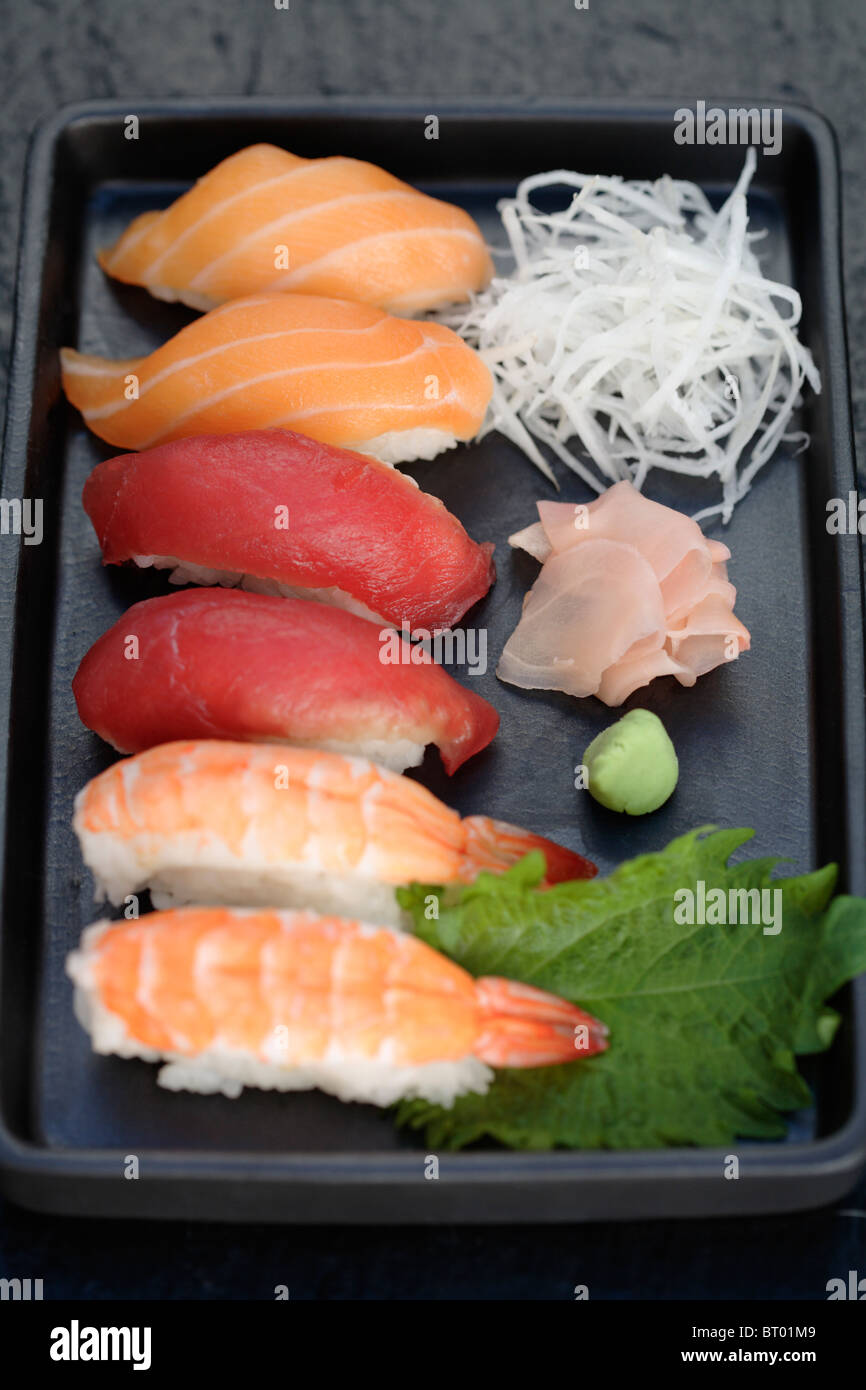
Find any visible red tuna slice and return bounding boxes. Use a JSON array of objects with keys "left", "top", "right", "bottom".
[
  {"left": 82, "top": 428, "right": 495, "bottom": 631},
  {"left": 72, "top": 588, "right": 499, "bottom": 775}
]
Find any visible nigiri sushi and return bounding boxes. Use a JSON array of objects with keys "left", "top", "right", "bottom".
[
  {"left": 60, "top": 292, "right": 493, "bottom": 462},
  {"left": 73, "top": 742, "right": 596, "bottom": 926},
  {"left": 66, "top": 908, "right": 608, "bottom": 1104},
  {"left": 98, "top": 144, "right": 493, "bottom": 316},
  {"left": 73, "top": 589, "right": 499, "bottom": 774},
  {"left": 81, "top": 430, "right": 495, "bottom": 630}
]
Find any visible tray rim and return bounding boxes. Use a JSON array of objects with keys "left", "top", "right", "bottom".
[{"left": 1, "top": 95, "right": 864, "bottom": 1220}]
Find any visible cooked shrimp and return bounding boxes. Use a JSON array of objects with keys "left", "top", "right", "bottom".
[
  {"left": 73, "top": 741, "right": 596, "bottom": 927},
  {"left": 67, "top": 907, "right": 608, "bottom": 1104}
]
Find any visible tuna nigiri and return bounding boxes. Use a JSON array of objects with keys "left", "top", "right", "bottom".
[
  {"left": 73, "top": 742, "right": 596, "bottom": 926},
  {"left": 67, "top": 908, "right": 608, "bottom": 1105},
  {"left": 73, "top": 589, "right": 499, "bottom": 774},
  {"left": 81, "top": 430, "right": 495, "bottom": 630},
  {"left": 98, "top": 144, "right": 493, "bottom": 316},
  {"left": 60, "top": 292, "right": 493, "bottom": 462}
]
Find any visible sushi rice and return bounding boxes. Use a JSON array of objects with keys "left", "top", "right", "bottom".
[{"left": 132, "top": 553, "right": 391, "bottom": 626}]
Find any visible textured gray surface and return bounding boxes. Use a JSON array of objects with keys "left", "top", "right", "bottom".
[{"left": 0, "top": 0, "right": 864, "bottom": 472}]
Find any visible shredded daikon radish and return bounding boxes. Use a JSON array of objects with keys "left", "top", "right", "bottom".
[{"left": 438, "top": 150, "right": 820, "bottom": 522}]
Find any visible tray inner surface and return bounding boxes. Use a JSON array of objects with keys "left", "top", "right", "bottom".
[{"left": 0, "top": 111, "right": 857, "bottom": 1162}]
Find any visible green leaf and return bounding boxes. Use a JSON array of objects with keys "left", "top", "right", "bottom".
[{"left": 396, "top": 827, "right": 866, "bottom": 1150}]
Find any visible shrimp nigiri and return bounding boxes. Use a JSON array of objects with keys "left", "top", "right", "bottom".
[
  {"left": 73, "top": 589, "right": 499, "bottom": 774},
  {"left": 98, "top": 144, "right": 493, "bottom": 315},
  {"left": 73, "top": 742, "right": 596, "bottom": 927},
  {"left": 67, "top": 908, "right": 608, "bottom": 1105},
  {"left": 60, "top": 292, "right": 492, "bottom": 463}
]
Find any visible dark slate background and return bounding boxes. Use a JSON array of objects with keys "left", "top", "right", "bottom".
[{"left": 1, "top": 0, "right": 865, "bottom": 1300}]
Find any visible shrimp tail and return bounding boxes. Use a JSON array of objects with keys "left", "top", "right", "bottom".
[
  {"left": 461, "top": 816, "right": 596, "bottom": 885},
  {"left": 473, "top": 976, "right": 608, "bottom": 1067}
]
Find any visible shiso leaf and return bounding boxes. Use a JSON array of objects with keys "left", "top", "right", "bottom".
[{"left": 395, "top": 827, "right": 866, "bottom": 1150}]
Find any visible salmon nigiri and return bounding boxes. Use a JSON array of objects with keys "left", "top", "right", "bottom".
[
  {"left": 73, "top": 589, "right": 499, "bottom": 774},
  {"left": 81, "top": 430, "right": 495, "bottom": 629},
  {"left": 73, "top": 742, "right": 596, "bottom": 926},
  {"left": 67, "top": 908, "right": 608, "bottom": 1105},
  {"left": 60, "top": 292, "right": 493, "bottom": 462},
  {"left": 98, "top": 144, "right": 493, "bottom": 316}
]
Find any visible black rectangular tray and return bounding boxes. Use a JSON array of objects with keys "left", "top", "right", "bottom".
[{"left": 1, "top": 98, "right": 864, "bottom": 1222}]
